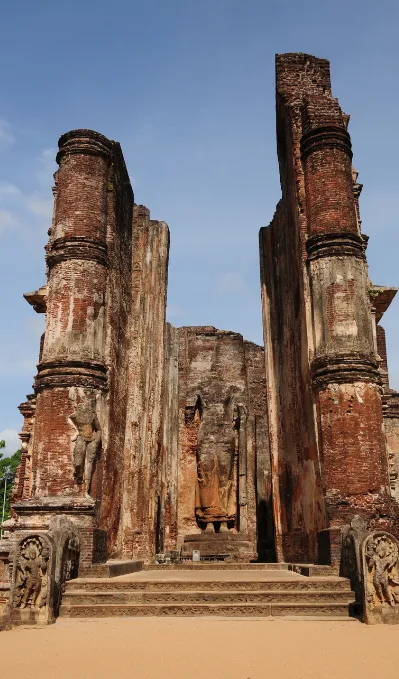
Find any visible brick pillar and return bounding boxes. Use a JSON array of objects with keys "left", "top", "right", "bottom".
[
  {"left": 32, "top": 130, "right": 112, "bottom": 499},
  {"left": 13, "top": 396, "right": 36, "bottom": 501},
  {"left": 301, "top": 123, "right": 393, "bottom": 527}
]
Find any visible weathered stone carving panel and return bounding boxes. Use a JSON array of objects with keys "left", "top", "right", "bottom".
[
  {"left": 362, "top": 531, "right": 399, "bottom": 624},
  {"left": 11, "top": 534, "right": 55, "bottom": 625}
]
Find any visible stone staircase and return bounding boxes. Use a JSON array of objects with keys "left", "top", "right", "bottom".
[{"left": 60, "top": 564, "right": 357, "bottom": 619}]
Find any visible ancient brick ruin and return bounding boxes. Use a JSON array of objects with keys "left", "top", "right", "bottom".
[
  {"left": 1, "top": 53, "right": 399, "bottom": 625},
  {"left": 260, "top": 53, "right": 399, "bottom": 566}
]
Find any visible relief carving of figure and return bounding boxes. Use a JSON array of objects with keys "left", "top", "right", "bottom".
[
  {"left": 193, "top": 394, "right": 242, "bottom": 533},
  {"left": 365, "top": 534, "right": 399, "bottom": 607},
  {"left": 68, "top": 397, "right": 101, "bottom": 492},
  {"left": 14, "top": 536, "right": 50, "bottom": 609}
]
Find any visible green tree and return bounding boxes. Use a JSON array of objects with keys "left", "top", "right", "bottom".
[{"left": 0, "top": 441, "right": 22, "bottom": 523}]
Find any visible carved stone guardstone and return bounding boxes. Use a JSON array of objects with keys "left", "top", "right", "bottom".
[
  {"left": 362, "top": 531, "right": 399, "bottom": 625},
  {"left": 10, "top": 533, "right": 56, "bottom": 626}
]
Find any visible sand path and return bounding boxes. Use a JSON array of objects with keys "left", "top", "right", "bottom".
[{"left": 1, "top": 617, "right": 398, "bottom": 679}]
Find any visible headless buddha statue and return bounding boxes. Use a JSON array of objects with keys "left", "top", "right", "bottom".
[{"left": 194, "top": 397, "right": 241, "bottom": 533}]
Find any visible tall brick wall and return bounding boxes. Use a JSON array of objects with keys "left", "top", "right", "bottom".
[
  {"left": 96, "top": 144, "right": 134, "bottom": 548},
  {"left": 115, "top": 206, "right": 169, "bottom": 560},
  {"left": 244, "top": 340, "right": 275, "bottom": 560},
  {"left": 260, "top": 54, "right": 398, "bottom": 563},
  {"left": 379, "top": 324, "right": 399, "bottom": 501},
  {"left": 260, "top": 202, "right": 325, "bottom": 563},
  {"left": 10, "top": 130, "right": 134, "bottom": 568}
]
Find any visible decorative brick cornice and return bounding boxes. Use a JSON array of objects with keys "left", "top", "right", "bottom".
[
  {"left": 35, "top": 360, "right": 107, "bottom": 392},
  {"left": 306, "top": 232, "right": 365, "bottom": 261},
  {"left": 382, "top": 392, "right": 399, "bottom": 419},
  {"left": 300, "top": 125, "right": 352, "bottom": 161},
  {"left": 56, "top": 129, "right": 113, "bottom": 164},
  {"left": 46, "top": 236, "right": 108, "bottom": 268},
  {"left": 18, "top": 396, "right": 36, "bottom": 419},
  {"left": 12, "top": 498, "right": 96, "bottom": 515},
  {"left": 311, "top": 354, "right": 381, "bottom": 389}
]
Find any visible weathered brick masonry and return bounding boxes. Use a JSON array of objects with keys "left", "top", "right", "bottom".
[
  {"left": 260, "top": 53, "right": 399, "bottom": 564},
  {"left": 1, "top": 53, "right": 398, "bottom": 618},
  {"left": 115, "top": 205, "right": 169, "bottom": 561}
]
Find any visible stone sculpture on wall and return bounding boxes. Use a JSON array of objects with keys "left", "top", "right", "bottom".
[
  {"left": 13, "top": 536, "right": 51, "bottom": 614},
  {"left": 193, "top": 394, "right": 245, "bottom": 533},
  {"left": 362, "top": 531, "right": 399, "bottom": 624},
  {"left": 68, "top": 395, "right": 101, "bottom": 493}
]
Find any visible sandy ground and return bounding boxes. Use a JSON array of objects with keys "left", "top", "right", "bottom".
[{"left": 1, "top": 617, "right": 399, "bottom": 679}]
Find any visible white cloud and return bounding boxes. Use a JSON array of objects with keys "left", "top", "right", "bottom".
[
  {"left": 0, "top": 182, "right": 21, "bottom": 200},
  {"left": 0, "top": 429, "right": 20, "bottom": 458},
  {"left": 217, "top": 273, "right": 245, "bottom": 296},
  {"left": 0, "top": 209, "right": 19, "bottom": 236},
  {"left": 27, "top": 192, "right": 53, "bottom": 219},
  {"left": 0, "top": 120, "right": 15, "bottom": 154},
  {"left": 0, "top": 147, "right": 56, "bottom": 240}
]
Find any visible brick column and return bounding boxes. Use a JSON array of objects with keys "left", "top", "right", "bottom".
[
  {"left": 32, "top": 130, "right": 112, "bottom": 499},
  {"left": 301, "top": 123, "right": 393, "bottom": 527}
]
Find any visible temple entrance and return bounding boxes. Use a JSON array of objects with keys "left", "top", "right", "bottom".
[{"left": 163, "top": 327, "right": 276, "bottom": 563}]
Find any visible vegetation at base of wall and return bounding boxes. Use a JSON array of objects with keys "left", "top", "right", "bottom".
[{"left": 0, "top": 441, "right": 22, "bottom": 522}]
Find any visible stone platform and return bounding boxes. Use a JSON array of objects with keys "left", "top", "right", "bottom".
[
  {"left": 60, "top": 564, "right": 357, "bottom": 619},
  {"left": 182, "top": 531, "right": 256, "bottom": 561}
]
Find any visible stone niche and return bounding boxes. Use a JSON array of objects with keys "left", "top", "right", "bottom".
[
  {"left": 362, "top": 531, "right": 399, "bottom": 625},
  {"left": 165, "top": 327, "right": 271, "bottom": 562}
]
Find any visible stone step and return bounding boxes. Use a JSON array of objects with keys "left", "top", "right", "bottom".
[
  {"left": 66, "top": 578, "right": 352, "bottom": 592},
  {"left": 61, "top": 589, "right": 354, "bottom": 605},
  {"left": 60, "top": 601, "right": 354, "bottom": 618},
  {"left": 79, "top": 560, "right": 143, "bottom": 578},
  {"left": 144, "top": 563, "right": 338, "bottom": 576},
  {"left": 144, "top": 563, "right": 288, "bottom": 571}
]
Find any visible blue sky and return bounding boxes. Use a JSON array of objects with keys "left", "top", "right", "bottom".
[{"left": 1, "top": 0, "right": 399, "bottom": 456}]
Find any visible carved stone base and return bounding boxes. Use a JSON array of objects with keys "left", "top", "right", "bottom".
[
  {"left": 182, "top": 532, "right": 256, "bottom": 561},
  {"left": 9, "top": 497, "right": 96, "bottom": 572}
]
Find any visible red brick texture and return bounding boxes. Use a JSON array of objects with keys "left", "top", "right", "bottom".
[
  {"left": 260, "top": 53, "right": 398, "bottom": 563},
  {"left": 113, "top": 205, "right": 169, "bottom": 561},
  {"left": 10, "top": 130, "right": 134, "bottom": 569}
]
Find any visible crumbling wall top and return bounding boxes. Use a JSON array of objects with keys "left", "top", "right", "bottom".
[{"left": 276, "top": 53, "right": 332, "bottom": 99}]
